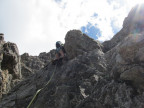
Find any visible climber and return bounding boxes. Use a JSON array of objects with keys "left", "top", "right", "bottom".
[{"left": 52, "top": 41, "right": 67, "bottom": 65}]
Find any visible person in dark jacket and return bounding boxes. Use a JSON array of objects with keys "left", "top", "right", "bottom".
[{"left": 52, "top": 41, "right": 67, "bottom": 65}]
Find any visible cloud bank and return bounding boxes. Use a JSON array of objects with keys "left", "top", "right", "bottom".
[{"left": 0, "top": 0, "right": 140, "bottom": 55}]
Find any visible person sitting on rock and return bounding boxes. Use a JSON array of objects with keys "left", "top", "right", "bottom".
[{"left": 52, "top": 41, "right": 67, "bottom": 65}]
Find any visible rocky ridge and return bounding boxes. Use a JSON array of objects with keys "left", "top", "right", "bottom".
[
  {"left": 0, "top": 4, "right": 144, "bottom": 108},
  {"left": 103, "top": 4, "right": 144, "bottom": 52},
  {"left": 0, "top": 34, "right": 56, "bottom": 99},
  {"left": 0, "top": 33, "right": 21, "bottom": 99},
  {"left": 21, "top": 50, "right": 55, "bottom": 78}
]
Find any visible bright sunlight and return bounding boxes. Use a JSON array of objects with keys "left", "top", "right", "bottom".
[{"left": 127, "top": 0, "right": 144, "bottom": 7}]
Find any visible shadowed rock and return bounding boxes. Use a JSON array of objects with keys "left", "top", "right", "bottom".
[
  {"left": 21, "top": 50, "right": 55, "bottom": 78},
  {"left": 65, "top": 30, "right": 103, "bottom": 59},
  {"left": 0, "top": 34, "right": 21, "bottom": 99},
  {"left": 0, "top": 4, "right": 144, "bottom": 108}
]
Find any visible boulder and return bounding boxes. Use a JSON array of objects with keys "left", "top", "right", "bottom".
[{"left": 65, "top": 30, "right": 103, "bottom": 59}]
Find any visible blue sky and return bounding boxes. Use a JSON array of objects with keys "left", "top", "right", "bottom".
[
  {"left": 81, "top": 22, "right": 119, "bottom": 41},
  {"left": 81, "top": 14, "right": 120, "bottom": 40},
  {"left": 81, "top": 23, "right": 101, "bottom": 40},
  {"left": 0, "top": 0, "right": 143, "bottom": 55}
]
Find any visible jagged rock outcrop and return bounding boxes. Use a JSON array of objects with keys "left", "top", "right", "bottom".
[
  {"left": 0, "top": 48, "right": 107, "bottom": 108},
  {"left": 2, "top": 42, "right": 21, "bottom": 79},
  {"left": 103, "top": 4, "right": 144, "bottom": 52},
  {"left": 65, "top": 30, "right": 103, "bottom": 59},
  {"left": 0, "top": 4, "right": 144, "bottom": 108},
  {"left": 105, "top": 33, "right": 144, "bottom": 91},
  {"left": 103, "top": 4, "right": 144, "bottom": 92},
  {"left": 0, "top": 34, "right": 22, "bottom": 99},
  {"left": 21, "top": 53, "right": 44, "bottom": 78},
  {"left": 21, "top": 50, "right": 55, "bottom": 78},
  {"left": 39, "top": 50, "right": 55, "bottom": 63}
]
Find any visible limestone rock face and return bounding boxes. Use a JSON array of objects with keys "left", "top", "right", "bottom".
[
  {"left": 0, "top": 34, "right": 21, "bottom": 99},
  {"left": 103, "top": 4, "right": 144, "bottom": 52},
  {"left": 21, "top": 50, "right": 55, "bottom": 78},
  {"left": 0, "top": 44, "right": 144, "bottom": 108},
  {"left": 65, "top": 30, "right": 103, "bottom": 59},
  {"left": 39, "top": 50, "right": 55, "bottom": 63},
  {"left": 0, "top": 49, "right": 107, "bottom": 108},
  {"left": 21, "top": 53, "right": 44, "bottom": 78},
  {"left": 106, "top": 33, "right": 144, "bottom": 91},
  {"left": 103, "top": 4, "right": 144, "bottom": 92},
  {"left": 2, "top": 42, "right": 21, "bottom": 79},
  {"left": 1, "top": 4, "right": 144, "bottom": 108}
]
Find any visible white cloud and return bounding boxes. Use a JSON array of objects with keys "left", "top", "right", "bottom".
[{"left": 0, "top": 0, "right": 141, "bottom": 55}]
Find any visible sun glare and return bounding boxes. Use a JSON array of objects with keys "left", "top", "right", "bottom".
[{"left": 127, "top": 0, "right": 144, "bottom": 7}]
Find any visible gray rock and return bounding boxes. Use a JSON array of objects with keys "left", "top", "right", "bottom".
[
  {"left": 2, "top": 42, "right": 21, "bottom": 79},
  {"left": 1, "top": 4, "right": 144, "bottom": 108},
  {"left": 103, "top": 4, "right": 144, "bottom": 52},
  {"left": 120, "top": 66, "right": 144, "bottom": 90},
  {"left": 0, "top": 33, "right": 4, "bottom": 69},
  {"left": 0, "top": 34, "right": 21, "bottom": 100},
  {"left": 105, "top": 33, "right": 144, "bottom": 91},
  {"left": 65, "top": 30, "right": 103, "bottom": 59},
  {"left": 0, "top": 48, "right": 107, "bottom": 108},
  {"left": 21, "top": 50, "right": 55, "bottom": 78}
]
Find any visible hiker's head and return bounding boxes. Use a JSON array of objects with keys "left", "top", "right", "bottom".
[{"left": 56, "top": 41, "right": 61, "bottom": 48}]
